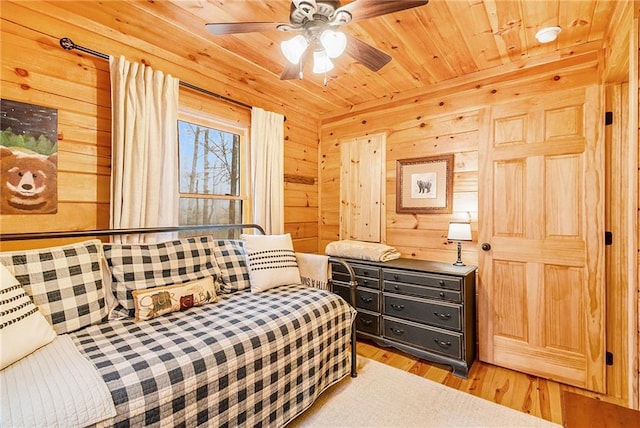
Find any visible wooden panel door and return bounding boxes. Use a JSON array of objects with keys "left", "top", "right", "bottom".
[
  {"left": 340, "top": 134, "right": 385, "bottom": 242},
  {"left": 478, "top": 86, "right": 606, "bottom": 392}
]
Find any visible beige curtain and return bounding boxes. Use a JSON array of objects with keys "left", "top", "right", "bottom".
[
  {"left": 109, "top": 56, "right": 179, "bottom": 241},
  {"left": 250, "top": 107, "right": 285, "bottom": 234}
]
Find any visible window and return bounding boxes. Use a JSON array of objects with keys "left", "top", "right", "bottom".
[{"left": 177, "top": 110, "right": 249, "bottom": 230}]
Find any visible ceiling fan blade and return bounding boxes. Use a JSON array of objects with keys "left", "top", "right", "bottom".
[
  {"left": 205, "top": 22, "right": 281, "bottom": 35},
  {"left": 280, "top": 44, "right": 313, "bottom": 80},
  {"left": 337, "top": 0, "right": 428, "bottom": 22},
  {"left": 344, "top": 34, "right": 392, "bottom": 72}
]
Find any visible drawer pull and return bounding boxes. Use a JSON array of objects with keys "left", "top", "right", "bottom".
[
  {"left": 362, "top": 279, "right": 368, "bottom": 285},
  {"left": 434, "top": 339, "right": 452, "bottom": 348},
  {"left": 393, "top": 285, "right": 400, "bottom": 290},
  {"left": 360, "top": 318, "right": 373, "bottom": 326},
  {"left": 390, "top": 327, "right": 405, "bottom": 335},
  {"left": 439, "top": 292, "right": 445, "bottom": 298},
  {"left": 363, "top": 271, "right": 369, "bottom": 277},
  {"left": 390, "top": 304, "right": 405, "bottom": 311},
  {"left": 438, "top": 280, "right": 445, "bottom": 287},
  {"left": 360, "top": 296, "right": 373, "bottom": 303},
  {"left": 434, "top": 312, "right": 451, "bottom": 320},
  {"left": 393, "top": 274, "right": 399, "bottom": 280}
]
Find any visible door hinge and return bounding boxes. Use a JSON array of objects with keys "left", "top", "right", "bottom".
[
  {"left": 606, "top": 351, "right": 613, "bottom": 366},
  {"left": 605, "top": 231, "right": 613, "bottom": 246},
  {"left": 605, "top": 111, "right": 613, "bottom": 125}
]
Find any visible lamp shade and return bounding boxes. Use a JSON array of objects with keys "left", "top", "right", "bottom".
[
  {"left": 281, "top": 35, "right": 308, "bottom": 64},
  {"left": 447, "top": 222, "right": 472, "bottom": 241},
  {"left": 312, "top": 50, "right": 334, "bottom": 73},
  {"left": 320, "top": 29, "right": 347, "bottom": 58}
]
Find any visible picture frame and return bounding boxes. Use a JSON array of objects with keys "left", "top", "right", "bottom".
[{"left": 396, "top": 154, "right": 454, "bottom": 214}]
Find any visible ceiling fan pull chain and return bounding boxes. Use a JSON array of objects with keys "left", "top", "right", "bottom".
[{"left": 323, "top": 70, "right": 328, "bottom": 87}]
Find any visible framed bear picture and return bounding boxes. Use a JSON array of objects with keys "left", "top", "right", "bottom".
[
  {"left": 396, "top": 154, "right": 454, "bottom": 214},
  {"left": 0, "top": 99, "right": 58, "bottom": 214}
]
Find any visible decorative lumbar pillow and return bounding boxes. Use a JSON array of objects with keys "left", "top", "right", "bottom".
[
  {"left": 212, "top": 240, "right": 252, "bottom": 293},
  {"left": 131, "top": 276, "right": 217, "bottom": 322},
  {"left": 103, "top": 236, "right": 220, "bottom": 317},
  {"left": 0, "top": 239, "right": 108, "bottom": 335},
  {"left": 0, "top": 263, "right": 56, "bottom": 370},
  {"left": 241, "top": 233, "right": 301, "bottom": 293}
]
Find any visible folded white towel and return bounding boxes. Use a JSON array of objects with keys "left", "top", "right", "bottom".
[
  {"left": 325, "top": 240, "right": 401, "bottom": 262},
  {"left": 296, "top": 252, "right": 329, "bottom": 290}
]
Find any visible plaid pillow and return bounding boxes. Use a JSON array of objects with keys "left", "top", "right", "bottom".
[
  {"left": 103, "top": 236, "right": 221, "bottom": 316},
  {"left": 213, "top": 240, "right": 251, "bottom": 293},
  {"left": 0, "top": 239, "right": 108, "bottom": 334}
]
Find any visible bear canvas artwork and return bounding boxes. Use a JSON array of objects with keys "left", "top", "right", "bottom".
[{"left": 1, "top": 99, "right": 58, "bottom": 214}]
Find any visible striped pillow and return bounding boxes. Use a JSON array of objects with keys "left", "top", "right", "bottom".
[
  {"left": 0, "top": 240, "right": 108, "bottom": 334},
  {"left": 0, "top": 263, "right": 56, "bottom": 369},
  {"left": 241, "top": 233, "right": 301, "bottom": 293}
]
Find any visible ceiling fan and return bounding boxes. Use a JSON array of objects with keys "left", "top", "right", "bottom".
[{"left": 205, "top": 0, "right": 429, "bottom": 83}]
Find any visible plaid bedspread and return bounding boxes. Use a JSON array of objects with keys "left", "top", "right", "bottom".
[{"left": 70, "top": 285, "right": 356, "bottom": 427}]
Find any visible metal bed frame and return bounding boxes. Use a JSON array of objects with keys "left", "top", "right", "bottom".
[{"left": 0, "top": 224, "right": 358, "bottom": 377}]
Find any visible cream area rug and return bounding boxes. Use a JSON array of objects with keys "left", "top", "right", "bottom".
[{"left": 288, "top": 358, "right": 561, "bottom": 428}]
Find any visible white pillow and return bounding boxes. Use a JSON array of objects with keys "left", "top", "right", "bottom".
[
  {"left": 241, "top": 233, "right": 301, "bottom": 293},
  {"left": 0, "top": 263, "right": 56, "bottom": 370}
]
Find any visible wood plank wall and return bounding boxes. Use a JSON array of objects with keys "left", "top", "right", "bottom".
[
  {"left": 0, "top": 2, "right": 320, "bottom": 253},
  {"left": 319, "top": 50, "right": 639, "bottom": 404},
  {"left": 320, "top": 53, "right": 600, "bottom": 264}
]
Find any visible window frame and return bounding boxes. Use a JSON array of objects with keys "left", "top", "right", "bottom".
[{"left": 177, "top": 107, "right": 251, "bottom": 225}]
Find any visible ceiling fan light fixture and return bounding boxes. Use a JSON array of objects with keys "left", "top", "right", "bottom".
[
  {"left": 312, "top": 49, "right": 334, "bottom": 74},
  {"left": 331, "top": 10, "right": 352, "bottom": 26},
  {"left": 292, "top": 0, "right": 317, "bottom": 17},
  {"left": 281, "top": 34, "right": 308, "bottom": 64},
  {"left": 535, "top": 26, "right": 561, "bottom": 43},
  {"left": 320, "top": 29, "right": 347, "bottom": 58}
]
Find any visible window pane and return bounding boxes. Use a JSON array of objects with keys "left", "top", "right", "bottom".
[
  {"left": 179, "top": 198, "right": 242, "bottom": 226},
  {"left": 178, "top": 120, "right": 240, "bottom": 196}
]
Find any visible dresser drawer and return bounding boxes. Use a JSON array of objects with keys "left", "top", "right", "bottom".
[
  {"left": 334, "top": 284, "right": 380, "bottom": 312},
  {"left": 384, "top": 281, "right": 462, "bottom": 303},
  {"left": 383, "top": 316, "right": 462, "bottom": 359},
  {"left": 383, "top": 269, "right": 462, "bottom": 291},
  {"left": 333, "top": 262, "right": 380, "bottom": 279},
  {"left": 356, "top": 310, "right": 380, "bottom": 336},
  {"left": 332, "top": 272, "right": 380, "bottom": 290},
  {"left": 384, "top": 294, "right": 462, "bottom": 331}
]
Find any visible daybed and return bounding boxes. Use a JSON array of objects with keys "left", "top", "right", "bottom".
[{"left": 0, "top": 225, "right": 357, "bottom": 427}]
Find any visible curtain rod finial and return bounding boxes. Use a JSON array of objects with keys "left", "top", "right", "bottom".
[{"left": 60, "top": 37, "right": 75, "bottom": 51}]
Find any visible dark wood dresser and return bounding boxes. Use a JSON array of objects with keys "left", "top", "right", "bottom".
[{"left": 330, "top": 258, "right": 477, "bottom": 377}]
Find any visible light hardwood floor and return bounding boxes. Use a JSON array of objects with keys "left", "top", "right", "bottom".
[{"left": 357, "top": 340, "right": 630, "bottom": 426}]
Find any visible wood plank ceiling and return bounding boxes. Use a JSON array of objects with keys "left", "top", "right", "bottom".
[{"left": 43, "top": 0, "right": 616, "bottom": 117}]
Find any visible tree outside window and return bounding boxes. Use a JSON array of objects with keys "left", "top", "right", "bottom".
[{"left": 177, "top": 114, "right": 248, "bottom": 237}]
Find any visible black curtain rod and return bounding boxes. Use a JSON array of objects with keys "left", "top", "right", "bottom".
[{"left": 59, "top": 37, "right": 253, "bottom": 111}]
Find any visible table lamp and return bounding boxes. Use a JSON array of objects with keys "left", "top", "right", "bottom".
[{"left": 447, "top": 221, "right": 472, "bottom": 266}]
